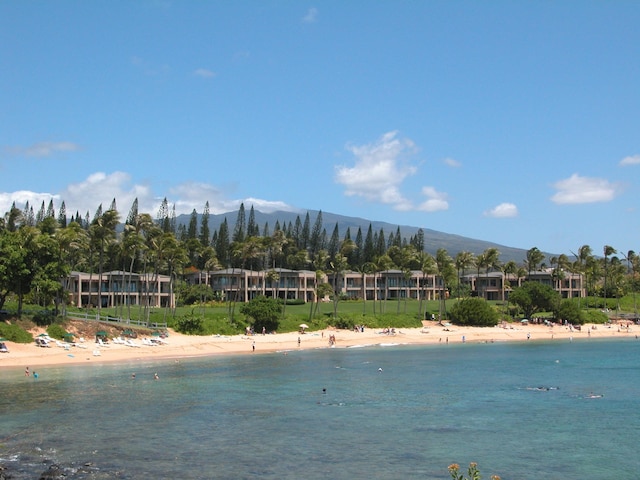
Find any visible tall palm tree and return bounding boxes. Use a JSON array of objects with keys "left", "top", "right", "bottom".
[
  {"left": 525, "top": 247, "right": 545, "bottom": 276},
  {"left": 435, "top": 248, "right": 454, "bottom": 320},
  {"left": 416, "top": 251, "right": 436, "bottom": 320},
  {"left": 603, "top": 245, "right": 617, "bottom": 310},
  {"left": 454, "top": 251, "right": 475, "bottom": 300},
  {"left": 571, "top": 245, "right": 592, "bottom": 308},
  {"left": 89, "top": 207, "right": 120, "bottom": 317},
  {"left": 501, "top": 260, "right": 518, "bottom": 309},
  {"left": 56, "top": 221, "right": 89, "bottom": 317}
]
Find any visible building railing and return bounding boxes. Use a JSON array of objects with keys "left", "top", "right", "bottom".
[{"left": 66, "top": 311, "right": 167, "bottom": 329}]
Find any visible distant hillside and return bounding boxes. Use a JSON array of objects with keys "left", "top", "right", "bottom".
[{"left": 177, "top": 208, "right": 550, "bottom": 264}]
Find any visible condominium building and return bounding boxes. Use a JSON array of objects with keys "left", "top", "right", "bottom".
[{"left": 66, "top": 270, "right": 174, "bottom": 309}]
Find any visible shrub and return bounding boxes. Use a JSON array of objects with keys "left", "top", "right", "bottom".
[
  {"left": 450, "top": 298, "right": 499, "bottom": 326},
  {"left": 32, "top": 310, "right": 56, "bottom": 327},
  {"left": 239, "top": 296, "right": 282, "bottom": 333},
  {"left": 175, "top": 313, "right": 205, "bottom": 335},
  {"left": 0, "top": 323, "right": 34, "bottom": 343},
  {"left": 554, "top": 300, "right": 585, "bottom": 325},
  {"left": 448, "top": 462, "right": 500, "bottom": 480},
  {"left": 46, "top": 323, "right": 68, "bottom": 340}
]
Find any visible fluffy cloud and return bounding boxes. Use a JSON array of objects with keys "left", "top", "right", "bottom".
[
  {"left": 0, "top": 173, "right": 297, "bottom": 220},
  {"left": 619, "top": 154, "right": 640, "bottom": 166},
  {"left": 335, "top": 131, "right": 418, "bottom": 210},
  {"left": 417, "top": 186, "right": 449, "bottom": 212},
  {"left": 484, "top": 202, "right": 518, "bottom": 218},
  {"left": 60, "top": 172, "right": 153, "bottom": 216},
  {"left": 551, "top": 173, "right": 619, "bottom": 204},
  {"left": 4, "top": 141, "right": 81, "bottom": 157}
]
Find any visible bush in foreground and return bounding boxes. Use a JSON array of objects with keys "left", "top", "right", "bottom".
[
  {"left": 0, "top": 322, "right": 33, "bottom": 343},
  {"left": 448, "top": 462, "right": 500, "bottom": 480},
  {"left": 449, "top": 298, "right": 499, "bottom": 327}
]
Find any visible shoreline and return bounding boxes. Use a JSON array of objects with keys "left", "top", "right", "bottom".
[{"left": 1, "top": 321, "right": 637, "bottom": 370}]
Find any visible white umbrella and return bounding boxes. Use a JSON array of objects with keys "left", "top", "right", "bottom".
[{"left": 299, "top": 324, "right": 309, "bottom": 330}]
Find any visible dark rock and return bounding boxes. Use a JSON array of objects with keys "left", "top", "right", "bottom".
[{"left": 38, "top": 464, "right": 66, "bottom": 480}]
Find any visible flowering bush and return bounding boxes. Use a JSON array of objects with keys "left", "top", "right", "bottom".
[{"left": 448, "top": 462, "right": 500, "bottom": 480}]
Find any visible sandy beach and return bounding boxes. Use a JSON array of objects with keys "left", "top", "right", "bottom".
[{"left": 0, "top": 320, "right": 637, "bottom": 369}]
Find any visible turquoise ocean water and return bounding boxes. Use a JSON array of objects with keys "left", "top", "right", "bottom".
[{"left": 1, "top": 338, "right": 639, "bottom": 479}]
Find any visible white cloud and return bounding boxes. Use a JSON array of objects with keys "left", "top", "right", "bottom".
[
  {"left": 0, "top": 173, "right": 297, "bottom": 220},
  {"left": 551, "top": 173, "right": 619, "bottom": 204},
  {"left": 4, "top": 141, "right": 81, "bottom": 157},
  {"left": 194, "top": 68, "right": 216, "bottom": 78},
  {"left": 302, "top": 7, "right": 318, "bottom": 23},
  {"left": 335, "top": 131, "right": 418, "bottom": 210},
  {"left": 417, "top": 186, "right": 449, "bottom": 212},
  {"left": 619, "top": 154, "right": 640, "bottom": 166},
  {"left": 61, "top": 172, "right": 153, "bottom": 216},
  {"left": 443, "top": 157, "right": 461, "bottom": 168},
  {"left": 0, "top": 190, "right": 60, "bottom": 214},
  {"left": 484, "top": 202, "right": 518, "bottom": 218}
]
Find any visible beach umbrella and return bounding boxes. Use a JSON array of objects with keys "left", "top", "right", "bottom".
[
  {"left": 64, "top": 333, "right": 75, "bottom": 338},
  {"left": 299, "top": 324, "right": 309, "bottom": 330},
  {"left": 0, "top": 337, "right": 6, "bottom": 341}
]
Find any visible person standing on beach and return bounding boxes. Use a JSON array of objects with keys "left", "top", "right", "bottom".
[{"left": 252, "top": 341, "right": 256, "bottom": 352}]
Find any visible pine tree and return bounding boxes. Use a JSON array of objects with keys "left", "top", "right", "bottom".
[
  {"left": 199, "top": 201, "right": 210, "bottom": 247},
  {"left": 188, "top": 209, "right": 198, "bottom": 239},
  {"left": 375, "top": 228, "right": 386, "bottom": 257},
  {"left": 247, "top": 205, "right": 259, "bottom": 237},
  {"left": 300, "top": 212, "right": 311, "bottom": 250},
  {"left": 309, "top": 210, "right": 323, "bottom": 257},
  {"left": 157, "top": 197, "right": 170, "bottom": 232},
  {"left": 216, "top": 218, "right": 231, "bottom": 267},
  {"left": 46, "top": 199, "right": 55, "bottom": 218},
  {"left": 233, "top": 203, "right": 246, "bottom": 243},
  {"left": 328, "top": 223, "right": 340, "bottom": 260},
  {"left": 126, "top": 198, "right": 139, "bottom": 226},
  {"left": 35, "top": 201, "right": 46, "bottom": 225},
  {"left": 292, "top": 215, "right": 303, "bottom": 248}
]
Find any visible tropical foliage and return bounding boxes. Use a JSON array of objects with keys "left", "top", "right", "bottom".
[
  {"left": 449, "top": 298, "right": 499, "bottom": 326},
  {"left": 0, "top": 198, "right": 637, "bottom": 330}
]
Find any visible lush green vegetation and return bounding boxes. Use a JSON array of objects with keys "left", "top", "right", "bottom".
[
  {"left": 0, "top": 199, "right": 637, "bottom": 337},
  {"left": 449, "top": 298, "right": 499, "bottom": 326}
]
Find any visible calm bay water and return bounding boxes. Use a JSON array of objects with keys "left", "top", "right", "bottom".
[{"left": 1, "top": 338, "right": 640, "bottom": 479}]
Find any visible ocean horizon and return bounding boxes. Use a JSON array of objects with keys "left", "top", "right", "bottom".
[{"left": 1, "top": 338, "right": 639, "bottom": 479}]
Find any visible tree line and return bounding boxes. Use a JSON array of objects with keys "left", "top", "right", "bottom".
[{"left": 0, "top": 197, "right": 638, "bottom": 318}]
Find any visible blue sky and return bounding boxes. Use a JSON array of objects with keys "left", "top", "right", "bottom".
[{"left": 1, "top": 1, "right": 639, "bottom": 257}]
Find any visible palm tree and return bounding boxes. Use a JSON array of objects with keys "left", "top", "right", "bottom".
[
  {"left": 89, "top": 207, "right": 120, "bottom": 317},
  {"left": 525, "top": 247, "right": 545, "bottom": 276},
  {"left": 603, "top": 245, "right": 617, "bottom": 310},
  {"left": 416, "top": 251, "right": 436, "bottom": 320},
  {"left": 571, "top": 245, "right": 592, "bottom": 308},
  {"left": 454, "top": 251, "right": 475, "bottom": 300},
  {"left": 123, "top": 212, "right": 154, "bottom": 319},
  {"left": 56, "top": 221, "right": 89, "bottom": 317},
  {"left": 435, "top": 248, "right": 454, "bottom": 321},
  {"left": 501, "top": 260, "right": 518, "bottom": 310}
]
